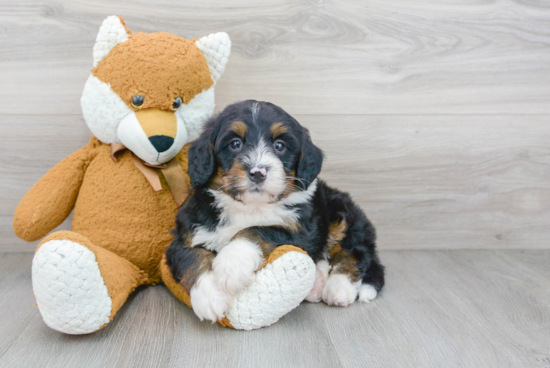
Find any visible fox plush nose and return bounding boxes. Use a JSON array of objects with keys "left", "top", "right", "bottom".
[
  {"left": 135, "top": 109, "right": 177, "bottom": 152},
  {"left": 248, "top": 165, "right": 267, "bottom": 183},
  {"left": 148, "top": 136, "right": 174, "bottom": 153}
]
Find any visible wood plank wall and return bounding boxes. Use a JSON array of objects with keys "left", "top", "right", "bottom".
[{"left": 1, "top": 0, "right": 549, "bottom": 252}]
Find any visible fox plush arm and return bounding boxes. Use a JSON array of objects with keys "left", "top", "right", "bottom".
[{"left": 13, "top": 145, "right": 92, "bottom": 242}]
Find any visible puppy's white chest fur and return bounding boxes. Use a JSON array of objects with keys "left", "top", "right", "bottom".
[{"left": 192, "top": 180, "right": 318, "bottom": 252}]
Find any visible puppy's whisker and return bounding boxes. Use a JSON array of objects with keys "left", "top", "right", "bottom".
[{"left": 286, "top": 176, "right": 310, "bottom": 186}]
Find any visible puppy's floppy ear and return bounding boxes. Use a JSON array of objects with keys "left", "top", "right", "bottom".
[
  {"left": 296, "top": 127, "right": 323, "bottom": 190},
  {"left": 188, "top": 128, "right": 216, "bottom": 189}
]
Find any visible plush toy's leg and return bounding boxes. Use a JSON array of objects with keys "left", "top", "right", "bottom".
[
  {"left": 32, "top": 231, "right": 148, "bottom": 334},
  {"left": 160, "top": 245, "right": 316, "bottom": 330}
]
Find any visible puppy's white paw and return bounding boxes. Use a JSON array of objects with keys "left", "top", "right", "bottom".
[
  {"left": 212, "top": 239, "right": 264, "bottom": 296},
  {"left": 322, "top": 274, "right": 359, "bottom": 307},
  {"left": 305, "top": 260, "right": 331, "bottom": 303},
  {"left": 358, "top": 284, "right": 378, "bottom": 303},
  {"left": 190, "top": 271, "right": 230, "bottom": 322}
]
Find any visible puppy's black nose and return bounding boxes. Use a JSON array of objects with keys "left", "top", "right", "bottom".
[
  {"left": 149, "top": 135, "right": 174, "bottom": 153},
  {"left": 248, "top": 166, "right": 267, "bottom": 183}
]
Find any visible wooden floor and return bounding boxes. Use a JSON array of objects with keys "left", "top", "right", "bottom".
[
  {"left": 1, "top": 1, "right": 550, "bottom": 367},
  {"left": 1, "top": 250, "right": 549, "bottom": 368}
]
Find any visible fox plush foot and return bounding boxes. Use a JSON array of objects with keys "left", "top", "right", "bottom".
[
  {"left": 32, "top": 231, "right": 148, "bottom": 334},
  {"left": 33, "top": 240, "right": 112, "bottom": 334},
  {"left": 162, "top": 245, "right": 316, "bottom": 330}
]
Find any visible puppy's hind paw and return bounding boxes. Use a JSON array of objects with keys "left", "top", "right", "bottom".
[
  {"left": 358, "top": 284, "right": 378, "bottom": 303},
  {"left": 190, "top": 272, "right": 230, "bottom": 323},
  {"left": 322, "top": 274, "right": 359, "bottom": 307}
]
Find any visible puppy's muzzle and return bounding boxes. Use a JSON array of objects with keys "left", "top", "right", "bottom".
[{"left": 248, "top": 165, "right": 267, "bottom": 184}]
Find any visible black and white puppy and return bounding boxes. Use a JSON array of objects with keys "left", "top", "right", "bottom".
[{"left": 166, "top": 100, "right": 384, "bottom": 322}]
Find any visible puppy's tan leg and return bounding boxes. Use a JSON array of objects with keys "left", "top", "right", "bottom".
[{"left": 322, "top": 244, "right": 362, "bottom": 307}]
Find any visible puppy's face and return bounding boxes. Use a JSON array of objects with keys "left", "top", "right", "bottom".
[{"left": 188, "top": 101, "right": 323, "bottom": 203}]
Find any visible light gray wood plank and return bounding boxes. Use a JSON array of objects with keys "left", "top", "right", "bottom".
[
  {"left": 0, "top": 253, "right": 37, "bottom": 358},
  {"left": 1, "top": 250, "right": 549, "bottom": 367},
  {"left": 306, "top": 114, "right": 550, "bottom": 250},
  {"left": 0, "top": 0, "right": 549, "bottom": 115},
  {"left": 0, "top": 285, "right": 179, "bottom": 368},
  {"left": 3, "top": 114, "right": 549, "bottom": 251},
  {"left": 319, "top": 250, "right": 550, "bottom": 367},
  {"left": 167, "top": 301, "right": 343, "bottom": 368}
]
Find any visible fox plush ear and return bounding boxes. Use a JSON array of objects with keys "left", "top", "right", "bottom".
[
  {"left": 92, "top": 16, "right": 131, "bottom": 67},
  {"left": 195, "top": 33, "right": 231, "bottom": 84}
]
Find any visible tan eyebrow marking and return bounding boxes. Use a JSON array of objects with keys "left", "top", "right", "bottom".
[
  {"left": 229, "top": 121, "right": 247, "bottom": 137},
  {"left": 271, "top": 122, "right": 288, "bottom": 138}
]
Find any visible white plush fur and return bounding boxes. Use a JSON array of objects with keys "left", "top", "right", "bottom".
[
  {"left": 92, "top": 16, "right": 129, "bottom": 67},
  {"left": 305, "top": 260, "right": 331, "bottom": 303},
  {"left": 32, "top": 240, "right": 112, "bottom": 334},
  {"left": 117, "top": 111, "right": 187, "bottom": 165},
  {"left": 190, "top": 271, "right": 230, "bottom": 322},
  {"left": 212, "top": 239, "right": 264, "bottom": 295},
  {"left": 322, "top": 274, "right": 361, "bottom": 307},
  {"left": 192, "top": 179, "right": 318, "bottom": 251},
  {"left": 358, "top": 284, "right": 378, "bottom": 303},
  {"left": 195, "top": 32, "right": 231, "bottom": 84},
  {"left": 176, "top": 87, "right": 215, "bottom": 142},
  {"left": 81, "top": 75, "right": 131, "bottom": 144}
]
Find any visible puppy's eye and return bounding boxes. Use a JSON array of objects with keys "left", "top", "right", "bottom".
[
  {"left": 131, "top": 95, "right": 145, "bottom": 108},
  {"left": 230, "top": 138, "right": 242, "bottom": 150},
  {"left": 274, "top": 140, "right": 286, "bottom": 152},
  {"left": 173, "top": 97, "right": 182, "bottom": 110}
]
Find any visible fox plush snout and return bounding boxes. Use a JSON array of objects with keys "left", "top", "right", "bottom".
[
  {"left": 136, "top": 109, "right": 178, "bottom": 152},
  {"left": 118, "top": 108, "right": 186, "bottom": 165}
]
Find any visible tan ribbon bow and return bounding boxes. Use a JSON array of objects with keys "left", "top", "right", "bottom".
[{"left": 110, "top": 143, "right": 188, "bottom": 207}]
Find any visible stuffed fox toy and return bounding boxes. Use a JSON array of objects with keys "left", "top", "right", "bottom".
[{"left": 13, "top": 16, "right": 316, "bottom": 333}]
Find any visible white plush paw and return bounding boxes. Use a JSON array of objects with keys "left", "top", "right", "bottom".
[
  {"left": 32, "top": 240, "right": 112, "bottom": 334},
  {"left": 225, "top": 250, "right": 316, "bottom": 330},
  {"left": 190, "top": 271, "right": 231, "bottom": 322},
  {"left": 358, "top": 284, "right": 378, "bottom": 303},
  {"left": 322, "top": 274, "right": 359, "bottom": 307},
  {"left": 212, "top": 239, "right": 263, "bottom": 296},
  {"left": 305, "top": 260, "right": 331, "bottom": 303}
]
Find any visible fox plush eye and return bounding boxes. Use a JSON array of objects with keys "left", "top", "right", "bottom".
[
  {"left": 173, "top": 97, "right": 182, "bottom": 110},
  {"left": 131, "top": 95, "right": 145, "bottom": 108}
]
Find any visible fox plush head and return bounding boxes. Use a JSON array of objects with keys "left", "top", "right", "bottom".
[{"left": 81, "top": 16, "right": 231, "bottom": 165}]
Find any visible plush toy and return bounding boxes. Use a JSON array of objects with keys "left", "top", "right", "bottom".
[{"left": 13, "top": 16, "right": 316, "bottom": 333}]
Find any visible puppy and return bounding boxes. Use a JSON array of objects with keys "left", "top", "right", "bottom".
[{"left": 166, "top": 100, "right": 384, "bottom": 322}]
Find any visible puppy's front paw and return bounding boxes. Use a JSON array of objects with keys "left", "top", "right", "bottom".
[
  {"left": 212, "top": 239, "right": 264, "bottom": 296},
  {"left": 322, "top": 274, "right": 359, "bottom": 307},
  {"left": 305, "top": 260, "right": 331, "bottom": 303},
  {"left": 190, "top": 271, "right": 230, "bottom": 322}
]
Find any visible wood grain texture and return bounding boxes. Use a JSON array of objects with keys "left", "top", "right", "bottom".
[
  {"left": 0, "top": 250, "right": 549, "bottom": 367},
  {"left": 0, "top": 0, "right": 549, "bottom": 115},
  {"left": 3, "top": 114, "right": 549, "bottom": 251}
]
